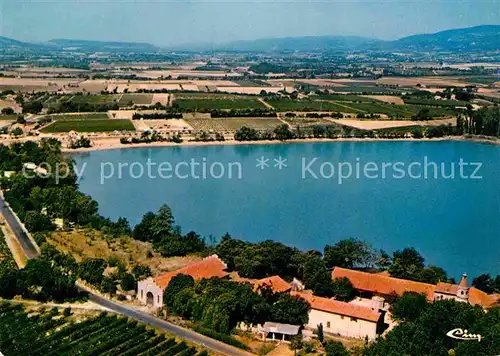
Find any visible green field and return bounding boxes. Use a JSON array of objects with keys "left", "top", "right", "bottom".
[
  {"left": 0, "top": 303, "right": 202, "bottom": 356},
  {"left": 41, "top": 119, "right": 135, "bottom": 133},
  {"left": 44, "top": 113, "right": 110, "bottom": 121},
  {"left": 331, "top": 86, "right": 405, "bottom": 94},
  {"left": 403, "top": 98, "right": 469, "bottom": 107},
  {"left": 0, "top": 114, "right": 16, "bottom": 121},
  {"left": 314, "top": 94, "right": 377, "bottom": 102},
  {"left": 266, "top": 99, "right": 356, "bottom": 112},
  {"left": 118, "top": 93, "right": 154, "bottom": 105},
  {"left": 186, "top": 117, "right": 282, "bottom": 131},
  {"left": 175, "top": 98, "right": 265, "bottom": 110},
  {"left": 69, "top": 94, "right": 121, "bottom": 105}
]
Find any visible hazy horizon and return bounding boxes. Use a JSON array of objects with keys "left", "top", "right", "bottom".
[{"left": 2, "top": 0, "right": 499, "bottom": 46}]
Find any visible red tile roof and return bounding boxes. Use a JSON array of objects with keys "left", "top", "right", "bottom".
[
  {"left": 435, "top": 282, "right": 459, "bottom": 295},
  {"left": 292, "top": 291, "right": 381, "bottom": 323},
  {"left": 154, "top": 255, "right": 228, "bottom": 289},
  {"left": 332, "top": 267, "right": 436, "bottom": 300},
  {"left": 469, "top": 287, "right": 500, "bottom": 308},
  {"left": 254, "top": 276, "right": 292, "bottom": 293}
]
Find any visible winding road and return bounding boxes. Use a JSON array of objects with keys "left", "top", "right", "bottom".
[{"left": 0, "top": 191, "right": 253, "bottom": 356}]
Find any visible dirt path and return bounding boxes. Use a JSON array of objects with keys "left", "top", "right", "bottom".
[{"left": 259, "top": 98, "right": 275, "bottom": 110}]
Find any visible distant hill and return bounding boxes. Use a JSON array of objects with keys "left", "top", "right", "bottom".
[
  {"left": 191, "top": 25, "right": 500, "bottom": 52},
  {"left": 48, "top": 39, "right": 159, "bottom": 52},
  {"left": 1, "top": 25, "right": 499, "bottom": 53},
  {"left": 214, "top": 36, "right": 384, "bottom": 52},
  {"left": 389, "top": 25, "right": 500, "bottom": 52},
  {"left": 0, "top": 37, "right": 159, "bottom": 53}
]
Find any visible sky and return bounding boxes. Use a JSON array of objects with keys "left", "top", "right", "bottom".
[{"left": 1, "top": 0, "right": 499, "bottom": 46}]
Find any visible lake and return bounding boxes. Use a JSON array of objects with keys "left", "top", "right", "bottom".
[{"left": 74, "top": 141, "right": 500, "bottom": 278}]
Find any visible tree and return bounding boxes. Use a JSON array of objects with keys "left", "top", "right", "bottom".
[
  {"left": 324, "top": 340, "right": 350, "bottom": 356},
  {"left": 331, "top": 277, "right": 356, "bottom": 302},
  {"left": 389, "top": 247, "right": 425, "bottom": 281},
  {"left": 301, "top": 255, "right": 333, "bottom": 297},
  {"left": 24, "top": 211, "right": 55, "bottom": 232},
  {"left": 78, "top": 258, "right": 106, "bottom": 286},
  {"left": 317, "top": 323, "right": 324, "bottom": 344},
  {"left": 324, "top": 238, "right": 375, "bottom": 269},
  {"left": 132, "top": 264, "right": 152, "bottom": 280},
  {"left": 273, "top": 124, "right": 295, "bottom": 141},
  {"left": 270, "top": 293, "right": 310, "bottom": 325},
  {"left": 390, "top": 292, "right": 429, "bottom": 322},
  {"left": 412, "top": 108, "right": 431, "bottom": 121},
  {"left": 164, "top": 274, "right": 195, "bottom": 307},
  {"left": 1, "top": 107, "right": 14, "bottom": 115},
  {"left": 120, "top": 273, "right": 136, "bottom": 291},
  {"left": 290, "top": 335, "right": 303, "bottom": 355},
  {"left": 100, "top": 276, "right": 117, "bottom": 295},
  {"left": 472, "top": 274, "right": 498, "bottom": 294}
]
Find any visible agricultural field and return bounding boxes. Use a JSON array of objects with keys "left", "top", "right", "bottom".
[
  {"left": 0, "top": 114, "right": 17, "bottom": 121},
  {"left": 41, "top": 119, "right": 135, "bottom": 133},
  {"left": 403, "top": 98, "right": 470, "bottom": 107},
  {"left": 313, "top": 94, "right": 377, "bottom": 102},
  {"left": 69, "top": 94, "right": 121, "bottom": 105},
  {"left": 186, "top": 117, "right": 282, "bottom": 131},
  {"left": 43, "top": 113, "right": 110, "bottom": 121},
  {"left": 331, "top": 85, "right": 405, "bottom": 94},
  {"left": 118, "top": 93, "right": 154, "bottom": 105},
  {"left": 0, "top": 303, "right": 204, "bottom": 356},
  {"left": 266, "top": 99, "right": 357, "bottom": 112},
  {"left": 281, "top": 116, "right": 338, "bottom": 128},
  {"left": 175, "top": 97, "right": 265, "bottom": 110}
]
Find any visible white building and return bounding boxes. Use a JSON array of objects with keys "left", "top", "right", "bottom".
[{"left": 292, "top": 292, "right": 383, "bottom": 341}]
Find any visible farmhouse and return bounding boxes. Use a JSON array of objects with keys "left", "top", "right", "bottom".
[
  {"left": 292, "top": 291, "right": 383, "bottom": 341},
  {"left": 137, "top": 255, "right": 228, "bottom": 308},
  {"left": 332, "top": 267, "right": 500, "bottom": 309}
]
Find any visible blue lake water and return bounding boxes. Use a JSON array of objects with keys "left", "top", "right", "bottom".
[{"left": 74, "top": 141, "right": 500, "bottom": 278}]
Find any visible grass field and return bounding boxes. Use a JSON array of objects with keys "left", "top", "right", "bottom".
[
  {"left": 0, "top": 114, "right": 16, "bottom": 121},
  {"left": 0, "top": 303, "right": 203, "bottom": 356},
  {"left": 44, "top": 113, "right": 109, "bottom": 121},
  {"left": 314, "top": 94, "right": 377, "bottom": 102},
  {"left": 41, "top": 119, "right": 134, "bottom": 133},
  {"left": 69, "top": 94, "right": 121, "bottom": 105},
  {"left": 266, "top": 99, "right": 357, "bottom": 112},
  {"left": 118, "top": 93, "right": 154, "bottom": 105},
  {"left": 331, "top": 86, "right": 405, "bottom": 94},
  {"left": 186, "top": 117, "right": 282, "bottom": 131},
  {"left": 403, "top": 98, "right": 469, "bottom": 107},
  {"left": 175, "top": 98, "right": 265, "bottom": 110}
]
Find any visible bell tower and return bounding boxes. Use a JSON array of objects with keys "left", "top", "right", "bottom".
[{"left": 456, "top": 273, "right": 469, "bottom": 302}]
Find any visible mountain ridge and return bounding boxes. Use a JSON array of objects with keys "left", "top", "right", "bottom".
[{"left": 1, "top": 24, "right": 498, "bottom": 53}]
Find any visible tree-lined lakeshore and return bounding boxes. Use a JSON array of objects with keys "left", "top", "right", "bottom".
[{"left": 0, "top": 139, "right": 499, "bottom": 355}]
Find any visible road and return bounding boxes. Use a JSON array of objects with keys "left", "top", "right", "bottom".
[
  {"left": 79, "top": 284, "right": 253, "bottom": 356},
  {"left": 0, "top": 193, "right": 39, "bottom": 259}
]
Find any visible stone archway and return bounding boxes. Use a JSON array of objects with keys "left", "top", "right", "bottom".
[{"left": 146, "top": 292, "right": 154, "bottom": 306}]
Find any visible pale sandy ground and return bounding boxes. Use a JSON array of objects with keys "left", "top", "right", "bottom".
[
  {"left": 131, "top": 119, "right": 192, "bottom": 132},
  {"left": 331, "top": 118, "right": 456, "bottom": 130},
  {"left": 0, "top": 98, "right": 22, "bottom": 113},
  {"left": 216, "top": 86, "right": 283, "bottom": 94},
  {"left": 477, "top": 88, "right": 500, "bottom": 99},
  {"left": 362, "top": 95, "right": 405, "bottom": 105},
  {"left": 444, "top": 63, "right": 500, "bottom": 69},
  {"left": 151, "top": 93, "right": 170, "bottom": 106}
]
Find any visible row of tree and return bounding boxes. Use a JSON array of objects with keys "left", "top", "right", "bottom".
[{"left": 164, "top": 274, "right": 310, "bottom": 334}]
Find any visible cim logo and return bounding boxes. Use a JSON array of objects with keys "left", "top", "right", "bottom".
[{"left": 446, "top": 328, "right": 482, "bottom": 342}]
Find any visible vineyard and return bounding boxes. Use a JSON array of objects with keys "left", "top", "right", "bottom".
[
  {"left": 0, "top": 303, "right": 205, "bottom": 356},
  {"left": 186, "top": 117, "right": 282, "bottom": 131},
  {"left": 40, "top": 119, "right": 135, "bottom": 133}
]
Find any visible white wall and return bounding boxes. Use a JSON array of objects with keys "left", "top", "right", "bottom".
[
  {"left": 307, "top": 309, "right": 378, "bottom": 341},
  {"left": 137, "top": 277, "right": 164, "bottom": 308}
]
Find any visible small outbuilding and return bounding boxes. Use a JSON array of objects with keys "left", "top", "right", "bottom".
[{"left": 260, "top": 322, "right": 300, "bottom": 342}]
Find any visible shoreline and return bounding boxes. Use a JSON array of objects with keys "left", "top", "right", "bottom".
[{"left": 61, "top": 135, "right": 500, "bottom": 153}]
